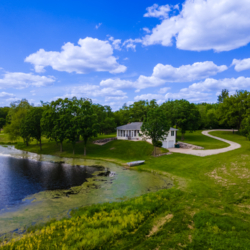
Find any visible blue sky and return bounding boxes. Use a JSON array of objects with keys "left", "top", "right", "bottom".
[{"left": 0, "top": 0, "right": 250, "bottom": 109}]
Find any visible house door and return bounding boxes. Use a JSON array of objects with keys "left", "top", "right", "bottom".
[
  {"left": 131, "top": 131, "right": 134, "bottom": 137},
  {"left": 168, "top": 140, "right": 174, "bottom": 148}
]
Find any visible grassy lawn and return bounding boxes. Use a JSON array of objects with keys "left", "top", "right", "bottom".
[
  {"left": 3, "top": 131, "right": 250, "bottom": 249},
  {"left": 177, "top": 130, "right": 230, "bottom": 149}
]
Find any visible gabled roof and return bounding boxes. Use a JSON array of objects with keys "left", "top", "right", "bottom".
[
  {"left": 117, "top": 122, "right": 143, "bottom": 130},
  {"left": 116, "top": 122, "right": 178, "bottom": 131}
]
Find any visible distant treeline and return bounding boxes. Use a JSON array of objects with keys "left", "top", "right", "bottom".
[{"left": 2, "top": 89, "right": 250, "bottom": 155}]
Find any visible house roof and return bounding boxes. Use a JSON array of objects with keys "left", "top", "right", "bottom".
[
  {"left": 116, "top": 122, "right": 178, "bottom": 131},
  {"left": 117, "top": 122, "right": 143, "bottom": 130}
]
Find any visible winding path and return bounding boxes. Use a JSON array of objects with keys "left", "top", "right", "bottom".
[{"left": 168, "top": 129, "right": 241, "bottom": 157}]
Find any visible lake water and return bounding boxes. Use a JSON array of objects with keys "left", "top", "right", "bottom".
[{"left": 0, "top": 145, "right": 173, "bottom": 236}]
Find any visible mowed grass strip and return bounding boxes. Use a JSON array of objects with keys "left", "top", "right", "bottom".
[{"left": 177, "top": 130, "right": 230, "bottom": 149}]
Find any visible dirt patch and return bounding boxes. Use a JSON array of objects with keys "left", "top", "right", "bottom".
[
  {"left": 93, "top": 138, "right": 117, "bottom": 146},
  {"left": 206, "top": 162, "right": 250, "bottom": 186},
  {"left": 147, "top": 214, "right": 173, "bottom": 237}
]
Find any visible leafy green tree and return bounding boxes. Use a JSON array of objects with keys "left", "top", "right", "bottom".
[
  {"left": 172, "top": 100, "right": 201, "bottom": 140},
  {"left": 206, "top": 108, "right": 219, "bottom": 128},
  {"left": 217, "top": 90, "right": 250, "bottom": 130},
  {"left": 0, "top": 118, "right": 5, "bottom": 129},
  {"left": 4, "top": 99, "right": 32, "bottom": 141},
  {"left": 20, "top": 107, "right": 44, "bottom": 149},
  {"left": 140, "top": 107, "right": 170, "bottom": 156},
  {"left": 102, "top": 117, "right": 116, "bottom": 134},
  {"left": 240, "top": 117, "right": 250, "bottom": 140},
  {"left": 76, "top": 100, "right": 99, "bottom": 156},
  {"left": 217, "top": 89, "right": 229, "bottom": 103},
  {"left": 41, "top": 98, "right": 71, "bottom": 152}
]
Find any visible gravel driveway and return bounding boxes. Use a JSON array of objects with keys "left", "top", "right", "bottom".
[{"left": 168, "top": 129, "right": 241, "bottom": 157}]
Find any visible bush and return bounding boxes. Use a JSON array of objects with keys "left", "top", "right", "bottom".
[{"left": 153, "top": 140, "right": 162, "bottom": 148}]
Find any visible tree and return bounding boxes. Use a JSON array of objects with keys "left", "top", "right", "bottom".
[
  {"left": 76, "top": 100, "right": 99, "bottom": 156},
  {"left": 4, "top": 99, "right": 32, "bottom": 142},
  {"left": 217, "top": 90, "right": 250, "bottom": 130},
  {"left": 0, "top": 118, "right": 5, "bottom": 129},
  {"left": 41, "top": 98, "right": 71, "bottom": 152},
  {"left": 218, "top": 89, "right": 229, "bottom": 103},
  {"left": 172, "top": 100, "right": 201, "bottom": 140},
  {"left": 240, "top": 117, "right": 250, "bottom": 140},
  {"left": 21, "top": 107, "right": 44, "bottom": 150},
  {"left": 140, "top": 107, "right": 170, "bottom": 156}
]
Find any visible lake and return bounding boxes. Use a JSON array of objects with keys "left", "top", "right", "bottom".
[{"left": 0, "top": 145, "right": 173, "bottom": 236}]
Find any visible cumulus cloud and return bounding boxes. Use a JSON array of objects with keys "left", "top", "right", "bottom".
[
  {"left": 100, "top": 61, "right": 227, "bottom": 90},
  {"left": 0, "top": 72, "right": 55, "bottom": 89},
  {"left": 100, "top": 78, "right": 135, "bottom": 89},
  {"left": 25, "top": 37, "right": 127, "bottom": 74},
  {"left": 143, "top": 27, "right": 151, "bottom": 33},
  {"left": 158, "top": 87, "right": 171, "bottom": 94},
  {"left": 144, "top": 4, "right": 171, "bottom": 19},
  {"left": 134, "top": 93, "right": 164, "bottom": 102},
  {"left": 63, "top": 84, "right": 127, "bottom": 100},
  {"left": 133, "top": 76, "right": 250, "bottom": 104},
  {"left": 187, "top": 77, "right": 250, "bottom": 92},
  {"left": 123, "top": 39, "right": 142, "bottom": 51},
  {"left": 232, "top": 58, "right": 250, "bottom": 72},
  {"left": 143, "top": 0, "right": 250, "bottom": 52},
  {"left": 109, "top": 37, "right": 122, "bottom": 50},
  {"left": 0, "top": 92, "right": 15, "bottom": 98},
  {"left": 105, "top": 96, "right": 128, "bottom": 102}
]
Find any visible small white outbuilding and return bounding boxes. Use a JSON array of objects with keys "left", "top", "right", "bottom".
[{"left": 116, "top": 122, "right": 178, "bottom": 149}]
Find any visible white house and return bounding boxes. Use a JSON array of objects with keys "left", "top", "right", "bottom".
[{"left": 116, "top": 122, "right": 178, "bottom": 149}]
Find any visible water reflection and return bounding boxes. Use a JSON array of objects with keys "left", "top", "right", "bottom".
[{"left": 0, "top": 156, "right": 104, "bottom": 210}]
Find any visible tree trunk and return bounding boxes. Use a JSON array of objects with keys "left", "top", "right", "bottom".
[
  {"left": 26, "top": 140, "right": 29, "bottom": 146},
  {"left": 84, "top": 146, "right": 86, "bottom": 156},
  {"left": 73, "top": 144, "right": 75, "bottom": 155},
  {"left": 40, "top": 140, "right": 42, "bottom": 151},
  {"left": 154, "top": 146, "right": 156, "bottom": 157},
  {"left": 181, "top": 133, "right": 184, "bottom": 141},
  {"left": 60, "top": 142, "right": 63, "bottom": 152}
]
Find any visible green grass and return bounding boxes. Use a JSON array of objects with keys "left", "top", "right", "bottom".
[
  {"left": 12, "top": 134, "right": 167, "bottom": 165},
  {"left": 177, "top": 130, "right": 230, "bottom": 149},
  {"left": 3, "top": 131, "right": 250, "bottom": 249}
]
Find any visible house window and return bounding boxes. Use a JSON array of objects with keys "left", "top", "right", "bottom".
[
  {"left": 134, "top": 130, "right": 137, "bottom": 136},
  {"left": 171, "top": 131, "right": 174, "bottom": 136}
]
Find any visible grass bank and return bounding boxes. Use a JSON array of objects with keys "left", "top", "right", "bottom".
[
  {"left": 2, "top": 131, "right": 250, "bottom": 249},
  {"left": 176, "top": 130, "right": 229, "bottom": 149}
]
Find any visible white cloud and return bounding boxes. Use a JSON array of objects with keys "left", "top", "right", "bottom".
[
  {"left": 123, "top": 39, "right": 142, "bottom": 51},
  {"left": 105, "top": 96, "right": 128, "bottom": 102},
  {"left": 144, "top": 4, "right": 171, "bottom": 19},
  {"left": 158, "top": 87, "right": 171, "bottom": 94},
  {"left": 0, "top": 92, "right": 15, "bottom": 98},
  {"left": 100, "top": 61, "right": 227, "bottom": 90},
  {"left": 25, "top": 37, "right": 127, "bottom": 74},
  {"left": 100, "top": 78, "right": 135, "bottom": 89},
  {"left": 232, "top": 58, "right": 250, "bottom": 72},
  {"left": 134, "top": 93, "right": 164, "bottom": 101},
  {"left": 109, "top": 37, "right": 122, "bottom": 50},
  {"left": 95, "top": 23, "right": 102, "bottom": 29},
  {"left": 146, "top": 61, "right": 227, "bottom": 82},
  {"left": 0, "top": 72, "right": 55, "bottom": 89},
  {"left": 165, "top": 90, "right": 211, "bottom": 103},
  {"left": 143, "top": 27, "right": 151, "bottom": 33},
  {"left": 187, "top": 77, "right": 250, "bottom": 92},
  {"left": 143, "top": 0, "right": 250, "bottom": 52},
  {"left": 64, "top": 84, "right": 127, "bottom": 100}
]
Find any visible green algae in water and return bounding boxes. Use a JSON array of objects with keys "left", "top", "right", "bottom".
[{"left": 0, "top": 146, "right": 173, "bottom": 235}]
